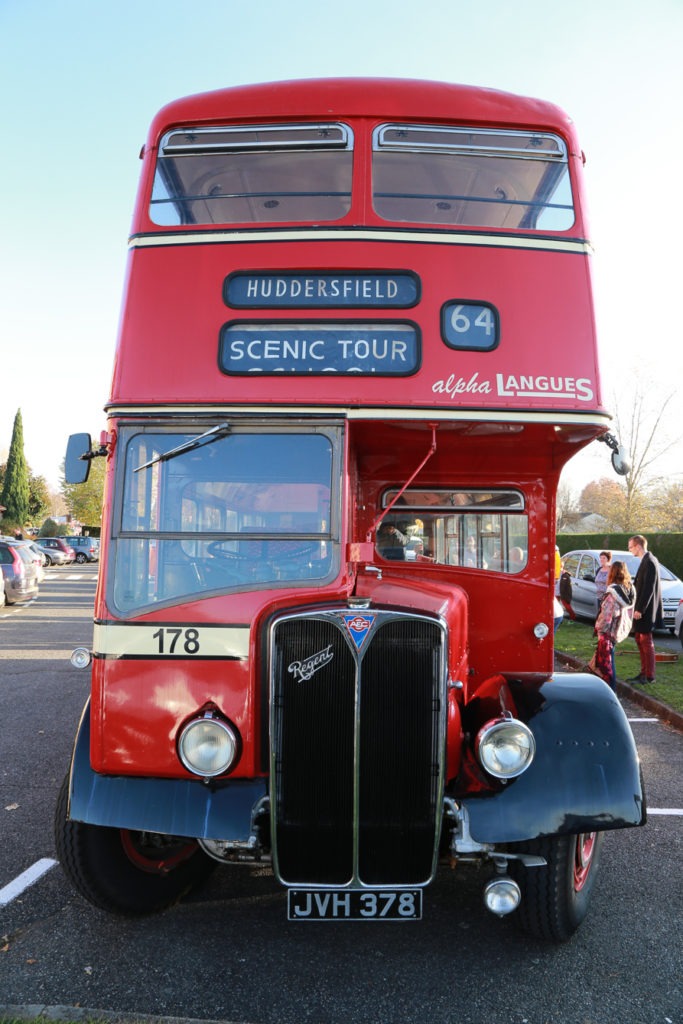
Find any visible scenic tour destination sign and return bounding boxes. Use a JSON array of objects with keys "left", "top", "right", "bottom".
[{"left": 219, "top": 322, "right": 419, "bottom": 375}]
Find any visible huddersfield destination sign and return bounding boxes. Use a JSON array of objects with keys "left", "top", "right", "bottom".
[{"left": 224, "top": 272, "right": 419, "bottom": 308}]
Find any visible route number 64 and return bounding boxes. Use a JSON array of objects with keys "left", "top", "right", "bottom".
[{"left": 442, "top": 301, "right": 498, "bottom": 351}]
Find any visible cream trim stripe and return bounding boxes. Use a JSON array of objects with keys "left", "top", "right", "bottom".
[
  {"left": 129, "top": 227, "right": 592, "bottom": 256},
  {"left": 104, "top": 404, "right": 611, "bottom": 428},
  {"left": 93, "top": 621, "right": 250, "bottom": 660}
]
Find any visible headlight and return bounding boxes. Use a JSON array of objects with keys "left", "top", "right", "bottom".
[
  {"left": 178, "top": 713, "right": 239, "bottom": 777},
  {"left": 476, "top": 716, "right": 535, "bottom": 779}
]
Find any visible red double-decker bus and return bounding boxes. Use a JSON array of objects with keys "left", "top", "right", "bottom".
[{"left": 57, "top": 78, "right": 642, "bottom": 940}]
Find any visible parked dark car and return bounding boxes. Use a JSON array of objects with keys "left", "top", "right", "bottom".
[
  {"left": 58, "top": 536, "right": 99, "bottom": 563},
  {"left": 558, "top": 548, "right": 683, "bottom": 632},
  {"left": 34, "top": 537, "right": 74, "bottom": 566},
  {"left": 0, "top": 538, "right": 41, "bottom": 604}
]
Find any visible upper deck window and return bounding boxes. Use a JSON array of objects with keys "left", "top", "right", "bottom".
[
  {"left": 372, "top": 124, "right": 574, "bottom": 231},
  {"left": 150, "top": 123, "right": 353, "bottom": 226}
]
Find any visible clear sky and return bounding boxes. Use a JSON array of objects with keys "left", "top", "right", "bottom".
[{"left": 1, "top": 0, "right": 681, "bottom": 491}]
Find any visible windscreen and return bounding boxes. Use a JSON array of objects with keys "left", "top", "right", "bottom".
[{"left": 112, "top": 427, "right": 338, "bottom": 613}]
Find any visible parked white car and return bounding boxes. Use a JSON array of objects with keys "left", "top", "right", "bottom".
[
  {"left": 675, "top": 600, "right": 683, "bottom": 648},
  {"left": 559, "top": 548, "right": 683, "bottom": 632}
]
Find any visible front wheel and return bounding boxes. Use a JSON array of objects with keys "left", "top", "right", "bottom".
[
  {"left": 54, "top": 774, "right": 216, "bottom": 916},
  {"left": 508, "top": 831, "right": 604, "bottom": 942},
  {"left": 75, "top": 552, "right": 87, "bottom": 564}
]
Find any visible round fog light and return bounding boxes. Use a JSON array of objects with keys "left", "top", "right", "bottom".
[
  {"left": 178, "top": 714, "right": 238, "bottom": 777},
  {"left": 484, "top": 876, "right": 521, "bottom": 916},
  {"left": 70, "top": 647, "right": 92, "bottom": 669},
  {"left": 476, "top": 717, "right": 536, "bottom": 779}
]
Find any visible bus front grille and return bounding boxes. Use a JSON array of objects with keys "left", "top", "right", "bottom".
[{"left": 270, "top": 610, "right": 446, "bottom": 887}]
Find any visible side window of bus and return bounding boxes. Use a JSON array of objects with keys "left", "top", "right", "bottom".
[{"left": 374, "top": 490, "right": 527, "bottom": 574}]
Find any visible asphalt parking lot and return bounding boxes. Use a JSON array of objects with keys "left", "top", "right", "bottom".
[{"left": 1, "top": 566, "right": 681, "bottom": 1024}]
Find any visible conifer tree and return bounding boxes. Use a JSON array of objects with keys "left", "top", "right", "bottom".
[{"left": 1, "top": 409, "right": 30, "bottom": 526}]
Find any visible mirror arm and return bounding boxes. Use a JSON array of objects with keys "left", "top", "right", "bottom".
[
  {"left": 597, "top": 431, "right": 620, "bottom": 454},
  {"left": 82, "top": 432, "right": 114, "bottom": 461}
]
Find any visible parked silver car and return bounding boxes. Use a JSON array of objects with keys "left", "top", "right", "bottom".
[
  {"left": 0, "top": 538, "right": 41, "bottom": 604},
  {"left": 34, "top": 537, "right": 72, "bottom": 566},
  {"left": 559, "top": 548, "right": 683, "bottom": 632},
  {"left": 57, "top": 535, "right": 99, "bottom": 563},
  {"left": 24, "top": 540, "right": 47, "bottom": 583}
]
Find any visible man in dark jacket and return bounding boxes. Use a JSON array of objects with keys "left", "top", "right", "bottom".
[{"left": 628, "top": 534, "right": 664, "bottom": 685}]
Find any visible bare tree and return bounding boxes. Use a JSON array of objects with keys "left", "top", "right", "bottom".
[
  {"left": 556, "top": 480, "right": 579, "bottom": 532},
  {"left": 612, "top": 386, "right": 681, "bottom": 531}
]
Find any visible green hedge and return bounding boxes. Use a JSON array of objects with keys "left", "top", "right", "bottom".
[{"left": 557, "top": 533, "right": 683, "bottom": 580}]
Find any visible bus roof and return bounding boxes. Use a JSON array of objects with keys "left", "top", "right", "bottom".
[{"left": 146, "top": 78, "right": 579, "bottom": 151}]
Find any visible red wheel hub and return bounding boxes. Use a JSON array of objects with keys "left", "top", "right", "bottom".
[
  {"left": 573, "top": 832, "right": 597, "bottom": 891},
  {"left": 120, "top": 830, "right": 199, "bottom": 874}
]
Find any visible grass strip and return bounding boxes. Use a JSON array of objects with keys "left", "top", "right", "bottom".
[{"left": 555, "top": 619, "right": 683, "bottom": 714}]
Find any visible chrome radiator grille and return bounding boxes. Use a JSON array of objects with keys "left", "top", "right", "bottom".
[{"left": 270, "top": 610, "right": 446, "bottom": 887}]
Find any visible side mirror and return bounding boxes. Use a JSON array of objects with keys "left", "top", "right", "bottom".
[
  {"left": 611, "top": 444, "right": 631, "bottom": 476},
  {"left": 65, "top": 433, "right": 92, "bottom": 484}
]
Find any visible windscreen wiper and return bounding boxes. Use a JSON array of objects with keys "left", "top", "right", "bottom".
[{"left": 135, "top": 422, "right": 231, "bottom": 472}]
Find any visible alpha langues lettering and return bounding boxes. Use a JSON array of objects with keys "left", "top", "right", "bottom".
[
  {"left": 245, "top": 276, "right": 400, "bottom": 301},
  {"left": 432, "top": 373, "right": 491, "bottom": 398},
  {"left": 432, "top": 372, "right": 594, "bottom": 402},
  {"left": 496, "top": 374, "right": 594, "bottom": 401}
]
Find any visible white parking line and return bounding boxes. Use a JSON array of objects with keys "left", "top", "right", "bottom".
[
  {"left": 0, "top": 857, "right": 57, "bottom": 906},
  {"left": 647, "top": 809, "right": 683, "bottom": 816},
  {"left": 628, "top": 717, "right": 659, "bottom": 723}
]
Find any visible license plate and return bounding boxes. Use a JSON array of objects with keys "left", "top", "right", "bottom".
[{"left": 287, "top": 888, "right": 422, "bottom": 921}]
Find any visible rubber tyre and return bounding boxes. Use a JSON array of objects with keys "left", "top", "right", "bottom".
[
  {"left": 44, "top": 554, "right": 53, "bottom": 566},
  {"left": 54, "top": 774, "right": 216, "bottom": 916},
  {"left": 508, "top": 831, "right": 604, "bottom": 942},
  {"left": 75, "top": 552, "right": 87, "bottom": 563}
]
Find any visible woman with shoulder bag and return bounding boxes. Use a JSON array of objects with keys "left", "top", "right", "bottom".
[{"left": 590, "top": 561, "right": 636, "bottom": 690}]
